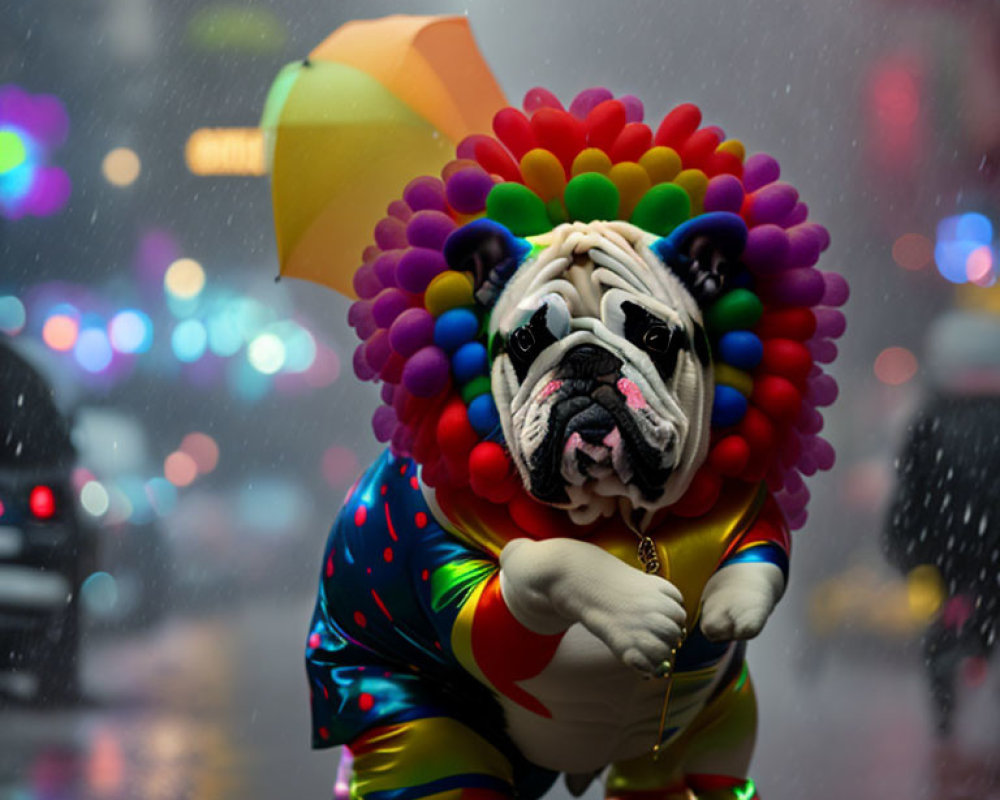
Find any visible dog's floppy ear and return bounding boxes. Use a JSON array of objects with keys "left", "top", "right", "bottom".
[
  {"left": 443, "top": 219, "right": 532, "bottom": 307},
  {"left": 651, "top": 212, "right": 748, "bottom": 306}
]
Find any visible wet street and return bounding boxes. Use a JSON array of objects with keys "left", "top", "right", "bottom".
[{"left": 1, "top": 591, "right": 998, "bottom": 800}]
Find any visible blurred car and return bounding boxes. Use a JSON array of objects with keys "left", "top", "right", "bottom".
[
  {"left": 71, "top": 406, "right": 172, "bottom": 631},
  {"left": 0, "top": 339, "right": 95, "bottom": 702}
]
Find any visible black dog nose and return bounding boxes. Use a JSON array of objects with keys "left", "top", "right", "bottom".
[
  {"left": 567, "top": 405, "right": 617, "bottom": 445},
  {"left": 562, "top": 345, "right": 622, "bottom": 381}
]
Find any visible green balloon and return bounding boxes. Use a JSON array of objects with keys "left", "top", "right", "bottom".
[
  {"left": 630, "top": 183, "right": 691, "bottom": 236},
  {"left": 486, "top": 184, "right": 552, "bottom": 236},
  {"left": 461, "top": 375, "right": 493, "bottom": 404},
  {"left": 564, "top": 173, "right": 620, "bottom": 222},
  {"left": 705, "top": 288, "right": 764, "bottom": 333}
]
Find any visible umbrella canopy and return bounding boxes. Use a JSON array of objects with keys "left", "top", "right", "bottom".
[{"left": 264, "top": 15, "right": 507, "bottom": 297}]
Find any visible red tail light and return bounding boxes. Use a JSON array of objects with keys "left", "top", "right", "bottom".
[{"left": 29, "top": 485, "right": 56, "bottom": 519}]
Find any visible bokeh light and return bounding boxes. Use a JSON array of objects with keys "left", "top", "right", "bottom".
[
  {"left": 0, "top": 129, "right": 27, "bottom": 173},
  {"left": 180, "top": 432, "right": 219, "bottom": 474},
  {"left": 322, "top": 445, "right": 360, "bottom": 489},
  {"left": 279, "top": 322, "right": 316, "bottom": 372},
  {"left": 966, "top": 246, "right": 994, "bottom": 285},
  {"left": 874, "top": 346, "right": 918, "bottom": 386},
  {"left": 0, "top": 295, "right": 26, "bottom": 334},
  {"left": 145, "top": 477, "right": 178, "bottom": 517},
  {"left": 108, "top": 309, "right": 153, "bottom": 353},
  {"left": 892, "top": 233, "right": 932, "bottom": 271},
  {"left": 80, "top": 480, "right": 110, "bottom": 517},
  {"left": 164, "top": 451, "right": 198, "bottom": 487},
  {"left": 0, "top": 86, "right": 72, "bottom": 220},
  {"left": 207, "top": 311, "right": 243, "bottom": 356},
  {"left": 42, "top": 313, "right": 79, "bottom": 351},
  {"left": 101, "top": 147, "right": 141, "bottom": 187},
  {"left": 164, "top": 257, "right": 206, "bottom": 299},
  {"left": 935, "top": 212, "right": 995, "bottom": 284},
  {"left": 171, "top": 319, "right": 207, "bottom": 362},
  {"left": 81, "top": 572, "right": 119, "bottom": 615},
  {"left": 248, "top": 332, "right": 285, "bottom": 374},
  {"left": 74, "top": 327, "right": 114, "bottom": 373}
]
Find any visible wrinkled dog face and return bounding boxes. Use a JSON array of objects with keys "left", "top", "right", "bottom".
[{"left": 489, "top": 221, "right": 716, "bottom": 525}]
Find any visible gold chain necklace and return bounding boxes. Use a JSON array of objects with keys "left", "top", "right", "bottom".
[{"left": 626, "top": 514, "right": 685, "bottom": 759}]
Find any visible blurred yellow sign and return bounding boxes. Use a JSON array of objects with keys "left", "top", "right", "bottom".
[{"left": 185, "top": 127, "right": 265, "bottom": 176}]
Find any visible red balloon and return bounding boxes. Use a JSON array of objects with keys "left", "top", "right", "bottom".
[
  {"left": 678, "top": 128, "right": 720, "bottom": 168},
  {"left": 761, "top": 339, "right": 813, "bottom": 385},
  {"left": 609, "top": 122, "right": 653, "bottom": 163},
  {"left": 670, "top": 468, "right": 722, "bottom": 517},
  {"left": 755, "top": 307, "right": 816, "bottom": 340},
  {"left": 654, "top": 103, "right": 702, "bottom": 148},
  {"left": 752, "top": 375, "right": 802, "bottom": 425},
  {"left": 531, "top": 108, "right": 587, "bottom": 172},
  {"left": 586, "top": 100, "right": 628, "bottom": 153},
  {"left": 437, "top": 400, "right": 479, "bottom": 462},
  {"left": 492, "top": 107, "right": 537, "bottom": 159},
  {"left": 709, "top": 435, "right": 751, "bottom": 477}
]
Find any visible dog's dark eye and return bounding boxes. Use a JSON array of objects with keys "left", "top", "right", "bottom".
[
  {"left": 504, "top": 306, "right": 557, "bottom": 381},
  {"left": 622, "top": 301, "right": 690, "bottom": 382},
  {"left": 509, "top": 326, "right": 537, "bottom": 359},
  {"left": 642, "top": 324, "right": 674, "bottom": 354}
]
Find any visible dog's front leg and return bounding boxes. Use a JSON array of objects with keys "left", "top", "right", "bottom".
[
  {"left": 499, "top": 537, "right": 687, "bottom": 674},
  {"left": 699, "top": 561, "right": 785, "bottom": 642}
]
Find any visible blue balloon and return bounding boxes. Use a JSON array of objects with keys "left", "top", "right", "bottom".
[
  {"left": 718, "top": 330, "right": 763, "bottom": 371},
  {"left": 434, "top": 308, "right": 479, "bottom": 353},
  {"left": 712, "top": 385, "right": 748, "bottom": 427},
  {"left": 452, "top": 341, "right": 489, "bottom": 384},
  {"left": 467, "top": 394, "right": 500, "bottom": 435}
]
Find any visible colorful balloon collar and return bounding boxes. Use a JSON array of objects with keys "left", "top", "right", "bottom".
[{"left": 348, "top": 87, "right": 847, "bottom": 533}]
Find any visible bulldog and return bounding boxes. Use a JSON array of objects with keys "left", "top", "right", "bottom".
[{"left": 306, "top": 211, "right": 792, "bottom": 800}]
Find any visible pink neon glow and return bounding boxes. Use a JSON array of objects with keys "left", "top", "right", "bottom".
[
  {"left": 617, "top": 378, "right": 647, "bottom": 409},
  {"left": 538, "top": 379, "right": 562, "bottom": 400}
]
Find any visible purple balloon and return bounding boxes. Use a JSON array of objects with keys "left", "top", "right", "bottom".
[
  {"left": 703, "top": 175, "right": 745, "bottom": 214},
  {"left": 523, "top": 86, "right": 565, "bottom": 114},
  {"left": 406, "top": 211, "right": 456, "bottom": 250},
  {"left": 808, "top": 436, "right": 836, "bottom": 471},
  {"left": 807, "top": 373, "right": 838, "bottom": 407},
  {"left": 372, "top": 405, "right": 398, "bottom": 442},
  {"left": 373, "top": 250, "right": 402, "bottom": 288},
  {"left": 786, "top": 225, "right": 822, "bottom": 269},
  {"left": 348, "top": 299, "right": 375, "bottom": 332},
  {"left": 352, "top": 345, "right": 376, "bottom": 381},
  {"left": 387, "top": 200, "right": 413, "bottom": 222},
  {"left": 396, "top": 247, "right": 447, "bottom": 294},
  {"left": 782, "top": 468, "right": 805, "bottom": 495},
  {"left": 742, "top": 153, "right": 780, "bottom": 192},
  {"left": 807, "top": 338, "right": 838, "bottom": 364},
  {"left": 786, "top": 508, "right": 808, "bottom": 531},
  {"left": 746, "top": 183, "right": 798, "bottom": 227},
  {"left": 820, "top": 271, "right": 849, "bottom": 307},
  {"left": 796, "top": 403, "right": 824, "bottom": 435},
  {"left": 363, "top": 330, "right": 392, "bottom": 372},
  {"left": 380, "top": 383, "right": 395, "bottom": 404},
  {"left": 372, "top": 288, "right": 414, "bottom": 329},
  {"left": 797, "top": 450, "right": 818, "bottom": 477},
  {"left": 814, "top": 308, "right": 846, "bottom": 339},
  {"left": 456, "top": 135, "right": 480, "bottom": 161},
  {"left": 389, "top": 308, "right": 435, "bottom": 357},
  {"left": 783, "top": 202, "right": 809, "bottom": 227},
  {"left": 391, "top": 425, "right": 415, "bottom": 458},
  {"left": 402, "top": 346, "right": 450, "bottom": 397},
  {"left": 404, "top": 176, "right": 447, "bottom": 213},
  {"left": 446, "top": 167, "right": 495, "bottom": 214},
  {"left": 618, "top": 94, "right": 645, "bottom": 123},
  {"left": 567, "top": 87, "right": 613, "bottom": 119},
  {"left": 757, "top": 268, "right": 825, "bottom": 307},
  {"left": 352, "top": 263, "right": 383, "bottom": 299},
  {"left": 742, "top": 224, "right": 790, "bottom": 274},
  {"left": 374, "top": 216, "right": 408, "bottom": 250}
]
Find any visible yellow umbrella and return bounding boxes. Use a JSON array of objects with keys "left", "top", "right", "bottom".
[{"left": 263, "top": 15, "right": 507, "bottom": 297}]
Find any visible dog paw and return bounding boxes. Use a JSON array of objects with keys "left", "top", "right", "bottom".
[{"left": 699, "top": 562, "right": 784, "bottom": 643}]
